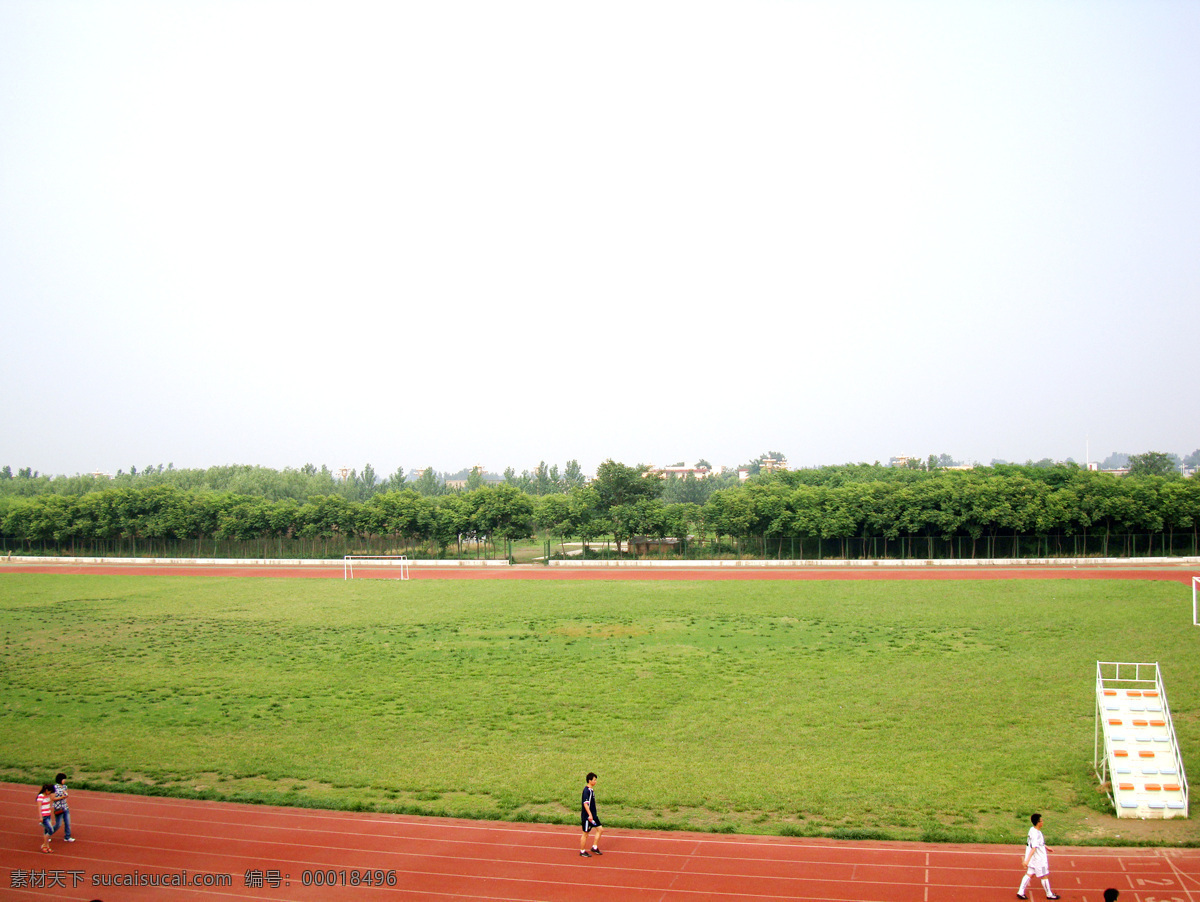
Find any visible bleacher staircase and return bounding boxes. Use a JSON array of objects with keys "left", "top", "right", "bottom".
[{"left": 1095, "top": 662, "right": 1189, "bottom": 818}]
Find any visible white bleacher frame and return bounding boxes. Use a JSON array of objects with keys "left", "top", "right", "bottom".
[
  {"left": 1094, "top": 661, "right": 1189, "bottom": 818},
  {"left": 343, "top": 555, "right": 410, "bottom": 580}
]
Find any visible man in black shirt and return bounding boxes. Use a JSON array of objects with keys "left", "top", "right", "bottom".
[{"left": 579, "top": 772, "right": 603, "bottom": 857}]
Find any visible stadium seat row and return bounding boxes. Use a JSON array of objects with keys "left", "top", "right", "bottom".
[
  {"left": 1101, "top": 689, "right": 1163, "bottom": 715},
  {"left": 1114, "top": 766, "right": 1179, "bottom": 775}
]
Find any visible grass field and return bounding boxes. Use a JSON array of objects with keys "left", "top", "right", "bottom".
[{"left": 1, "top": 574, "right": 1196, "bottom": 845}]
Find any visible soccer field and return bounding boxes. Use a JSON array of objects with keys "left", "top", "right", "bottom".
[{"left": 1, "top": 574, "right": 1195, "bottom": 844}]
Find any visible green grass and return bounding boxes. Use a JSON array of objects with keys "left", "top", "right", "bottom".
[{"left": 1, "top": 574, "right": 1196, "bottom": 845}]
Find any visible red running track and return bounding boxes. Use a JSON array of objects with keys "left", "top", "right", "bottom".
[{"left": 2, "top": 784, "right": 1197, "bottom": 902}]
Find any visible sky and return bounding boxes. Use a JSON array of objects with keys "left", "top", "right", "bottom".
[{"left": 2, "top": 1, "right": 1198, "bottom": 479}]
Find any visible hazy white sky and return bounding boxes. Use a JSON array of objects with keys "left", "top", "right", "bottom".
[{"left": 2, "top": 1, "right": 1198, "bottom": 478}]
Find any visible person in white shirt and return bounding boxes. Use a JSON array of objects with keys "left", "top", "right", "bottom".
[{"left": 1017, "top": 813, "right": 1059, "bottom": 900}]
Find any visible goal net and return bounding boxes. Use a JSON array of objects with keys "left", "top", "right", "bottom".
[{"left": 344, "top": 555, "right": 410, "bottom": 580}]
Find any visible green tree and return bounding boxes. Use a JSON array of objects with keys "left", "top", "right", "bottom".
[
  {"left": 1128, "top": 451, "right": 1179, "bottom": 478},
  {"left": 412, "top": 467, "right": 446, "bottom": 497},
  {"left": 433, "top": 494, "right": 474, "bottom": 555},
  {"left": 359, "top": 463, "right": 379, "bottom": 498},
  {"left": 660, "top": 473, "right": 717, "bottom": 505},
  {"left": 534, "top": 493, "right": 574, "bottom": 554},
  {"left": 268, "top": 499, "right": 301, "bottom": 551},
  {"left": 503, "top": 466, "right": 533, "bottom": 492},
  {"left": 296, "top": 495, "right": 357, "bottom": 554},
  {"left": 25, "top": 495, "right": 78, "bottom": 547},
  {"left": 661, "top": 502, "right": 697, "bottom": 542},
  {"left": 591, "top": 460, "right": 661, "bottom": 553},
  {"left": 561, "top": 460, "right": 586, "bottom": 491},
  {"left": 1160, "top": 480, "right": 1200, "bottom": 552},
  {"left": 704, "top": 488, "right": 757, "bottom": 546},
  {"left": 534, "top": 461, "right": 556, "bottom": 495},
  {"left": 472, "top": 485, "right": 534, "bottom": 558},
  {"left": 609, "top": 498, "right": 665, "bottom": 554},
  {"left": 141, "top": 486, "right": 204, "bottom": 549},
  {"left": 592, "top": 460, "right": 659, "bottom": 509},
  {"left": 1100, "top": 452, "right": 1130, "bottom": 470},
  {"left": 215, "top": 495, "right": 274, "bottom": 543},
  {"left": 818, "top": 484, "right": 866, "bottom": 558},
  {"left": 367, "top": 490, "right": 434, "bottom": 552}
]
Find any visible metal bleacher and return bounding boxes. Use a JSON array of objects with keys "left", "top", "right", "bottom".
[{"left": 1095, "top": 662, "right": 1189, "bottom": 818}]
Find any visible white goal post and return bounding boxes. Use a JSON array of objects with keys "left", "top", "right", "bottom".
[
  {"left": 1194, "top": 576, "right": 1199, "bottom": 626},
  {"left": 344, "top": 555, "right": 410, "bottom": 580}
]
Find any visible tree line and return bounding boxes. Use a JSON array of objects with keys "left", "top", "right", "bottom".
[
  {"left": 2, "top": 460, "right": 1198, "bottom": 560},
  {"left": 0, "top": 458, "right": 744, "bottom": 503},
  {"left": 0, "top": 460, "right": 609, "bottom": 502}
]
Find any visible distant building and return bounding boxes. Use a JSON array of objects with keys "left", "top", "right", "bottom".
[
  {"left": 647, "top": 463, "right": 714, "bottom": 480},
  {"left": 887, "top": 456, "right": 974, "bottom": 471},
  {"left": 630, "top": 536, "right": 683, "bottom": 555},
  {"left": 759, "top": 456, "right": 788, "bottom": 474},
  {"left": 445, "top": 467, "right": 501, "bottom": 490},
  {"left": 736, "top": 457, "right": 788, "bottom": 481}
]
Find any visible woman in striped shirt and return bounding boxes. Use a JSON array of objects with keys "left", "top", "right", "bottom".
[{"left": 37, "top": 784, "right": 55, "bottom": 852}]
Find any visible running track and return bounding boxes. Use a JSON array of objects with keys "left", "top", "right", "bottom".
[
  {"left": 3, "top": 560, "right": 1197, "bottom": 900},
  {"left": 3, "top": 784, "right": 1198, "bottom": 902}
]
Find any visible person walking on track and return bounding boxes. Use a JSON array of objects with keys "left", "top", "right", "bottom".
[
  {"left": 1018, "top": 813, "right": 1059, "bottom": 900},
  {"left": 52, "top": 773, "right": 74, "bottom": 842},
  {"left": 37, "top": 785, "right": 55, "bottom": 853},
  {"left": 579, "top": 772, "right": 603, "bottom": 858}
]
